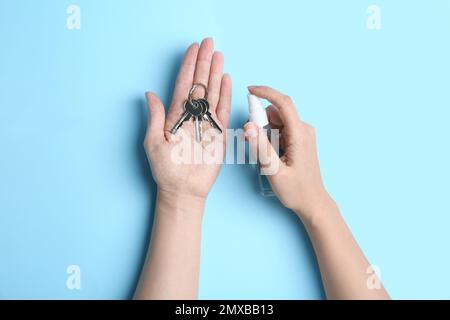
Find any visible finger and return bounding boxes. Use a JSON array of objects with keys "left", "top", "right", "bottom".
[
  {"left": 192, "top": 38, "right": 214, "bottom": 97},
  {"left": 216, "top": 74, "right": 232, "bottom": 129},
  {"left": 165, "top": 42, "right": 199, "bottom": 129},
  {"left": 207, "top": 51, "right": 224, "bottom": 112},
  {"left": 248, "top": 86, "right": 300, "bottom": 132},
  {"left": 266, "top": 105, "right": 283, "bottom": 129},
  {"left": 266, "top": 106, "right": 286, "bottom": 150},
  {"left": 244, "top": 122, "right": 284, "bottom": 176},
  {"left": 145, "top": 92, "right": 166, "bottom": 144}
]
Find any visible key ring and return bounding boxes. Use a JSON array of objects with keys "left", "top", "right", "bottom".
[
  {"left": 188, "top": 83, "right": 208, "bottom": 104},
  {"left": 170, "top": 82, "right": 222, "bottom": 138}
]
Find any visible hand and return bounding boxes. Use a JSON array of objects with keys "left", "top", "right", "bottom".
[
  {"left": 144, "top": 38, "right": 232, "bottom": 200},
  {"left": 244, "top": 86, "right": 333, "bottom": 221}
]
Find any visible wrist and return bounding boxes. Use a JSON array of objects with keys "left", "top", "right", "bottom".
[
  {"left": 156, "top": 188, "right": 206, "bottom": 221},
  {"left": 294, "top": 191, "right": 338, "bottom": 225}
]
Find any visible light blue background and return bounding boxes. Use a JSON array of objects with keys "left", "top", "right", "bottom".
[{"left": 1, "top": 0, "right": 449, "bottom": 299}]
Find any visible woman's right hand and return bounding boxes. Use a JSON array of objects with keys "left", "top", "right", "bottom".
[
  {"left": 245, "top": 87, "right": 390, "bottom": 300},
  {"left": 244, "top": 86, "right": 335, "bottom": 221}
]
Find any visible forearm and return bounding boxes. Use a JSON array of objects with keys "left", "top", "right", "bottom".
[
  {"left": 134, "top": 190, "right": 205, "bottom": 300},
  {"left": 299, "top": 197, "right": 390, "bottom": 300}
]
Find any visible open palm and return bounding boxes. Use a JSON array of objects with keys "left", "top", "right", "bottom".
[{"left": 144, "top": 38, "right": 232, "bottom": 199}]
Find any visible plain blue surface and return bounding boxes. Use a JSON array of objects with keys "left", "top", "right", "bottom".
[{"left": 1, "top": 0, "right": 449, "bottom": 299}]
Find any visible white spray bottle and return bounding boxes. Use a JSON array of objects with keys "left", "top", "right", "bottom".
[{"left": 247, "top": 94, "right": 276, "bottom": 197}]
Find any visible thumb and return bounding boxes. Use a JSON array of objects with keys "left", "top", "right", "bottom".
[
  {"left": 244, "top": 122, "right": 283, "bottom": 176},
  {"left": 145, "top": 92, "right": 166, "bottom": 144}
]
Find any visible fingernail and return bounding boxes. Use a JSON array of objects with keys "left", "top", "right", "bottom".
[
  {"left": 245, "top": 129, "right": 258, "bottom": 137},
  {"left": 247, "top": 86, "right": 258, "bottom": 91},
  {"left": 202, "top": 37, "right": 214, "bottom": 46},
  {"left": 145, "top": 92, "right": 155, "bottom": 105}
]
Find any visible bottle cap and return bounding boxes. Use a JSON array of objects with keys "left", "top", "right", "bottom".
[{"left": 247, "top": 94, "right": 269, "bottom": 128}]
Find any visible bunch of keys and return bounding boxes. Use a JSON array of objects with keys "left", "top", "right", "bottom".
[{"left": 170, "top": 83, "right": 222, "bottom": 142}]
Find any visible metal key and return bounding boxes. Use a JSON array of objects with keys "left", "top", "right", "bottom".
[
  {"left": 197, "top": 98, "right": 222, "bottom": 133},
  {"left": 190, "top": 99, "right": 206, "bottom": 142},
  {"left": 170, "top": 100, "right": 193, "bottom": 135},
  {"left": 195, "top": 113, "right": 203, "bottom": 142},
  {"left": 171, "top": 83, "right": 218, "bottom": 142},
  {"left": 186, "top": 99, "right": 204, "bottom": 142}
]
